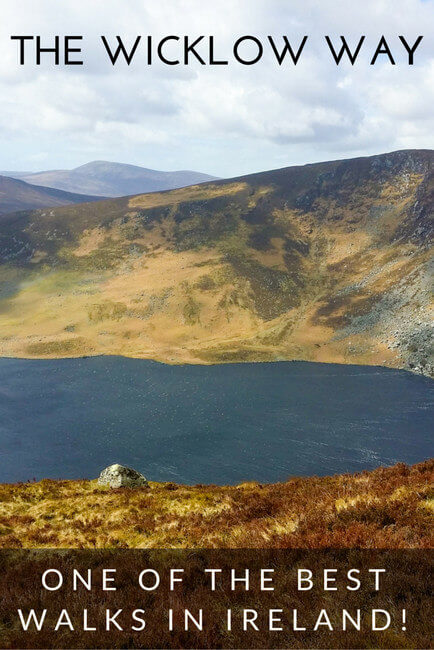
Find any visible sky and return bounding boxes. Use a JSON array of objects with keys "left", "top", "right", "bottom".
[{"left": 0, "top": 0, "right": 433, "bottom": 177}]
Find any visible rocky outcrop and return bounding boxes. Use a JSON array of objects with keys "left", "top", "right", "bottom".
[{"left": 98, "top": 464, "right": 149, "bottom": 488}]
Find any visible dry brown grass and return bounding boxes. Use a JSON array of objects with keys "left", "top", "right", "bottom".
[{"left": 0, "top": 460, "right": 432, "bottom": 549}]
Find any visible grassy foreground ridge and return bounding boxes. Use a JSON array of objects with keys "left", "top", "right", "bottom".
[{"left": 0, "top": 460, "right": 432, "bottom": 549}]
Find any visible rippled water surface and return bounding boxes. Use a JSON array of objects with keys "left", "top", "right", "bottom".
[{"left": 0, "top": 357, "right": 432, "bottom": 484}]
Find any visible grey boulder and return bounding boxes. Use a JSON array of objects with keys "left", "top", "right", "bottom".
[{"left": 98, "top": 464, "right": 149, "bottom": 488}]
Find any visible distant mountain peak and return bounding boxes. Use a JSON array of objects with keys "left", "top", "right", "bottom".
[{"left": 3, "top": 161, "right": 219, "bottom": 198}]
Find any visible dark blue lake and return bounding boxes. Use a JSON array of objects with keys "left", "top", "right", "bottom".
[{"left": 0, "top": 357, "right": 432, "bottom": 484}]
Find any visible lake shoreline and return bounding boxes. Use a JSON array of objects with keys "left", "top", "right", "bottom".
[{"left": 1, "top": 353, "right": 433, "bottom": 377}]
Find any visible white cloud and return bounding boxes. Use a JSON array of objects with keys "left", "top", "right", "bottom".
[{"left": 0, "top": 0, "right": 432, "bottom": 175}]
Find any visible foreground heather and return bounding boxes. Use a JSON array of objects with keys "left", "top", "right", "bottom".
[{"left": 0, "top": 460, "right": 432, "bottom": 549}]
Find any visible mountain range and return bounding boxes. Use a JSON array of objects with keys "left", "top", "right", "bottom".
[
  {"left": 0, "top": 174, "right": 102, "bottom": 215},
  {"left": 1, "top": 161, "right": 218, "bottom": 198},
  {"left": 0, "top": 149, "right": 432, "bottom": 375}
]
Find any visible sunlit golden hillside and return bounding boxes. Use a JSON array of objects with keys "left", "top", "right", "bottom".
[{"left": 0, "top": 150, "right": 432, "bottom": 374}]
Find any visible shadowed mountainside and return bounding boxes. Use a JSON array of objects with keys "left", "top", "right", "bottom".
[
  {"left": 0, "top": 460, "right": 432, "bottom": 548},
  {"left": 0, "top": 175, "right": 102, "bottom": 215},
  {"left": 3, "top": 161, "right": 218, "bottom": 197},
  {"left": 0, "top": 149, "right": 432, "bottom": 374}
]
